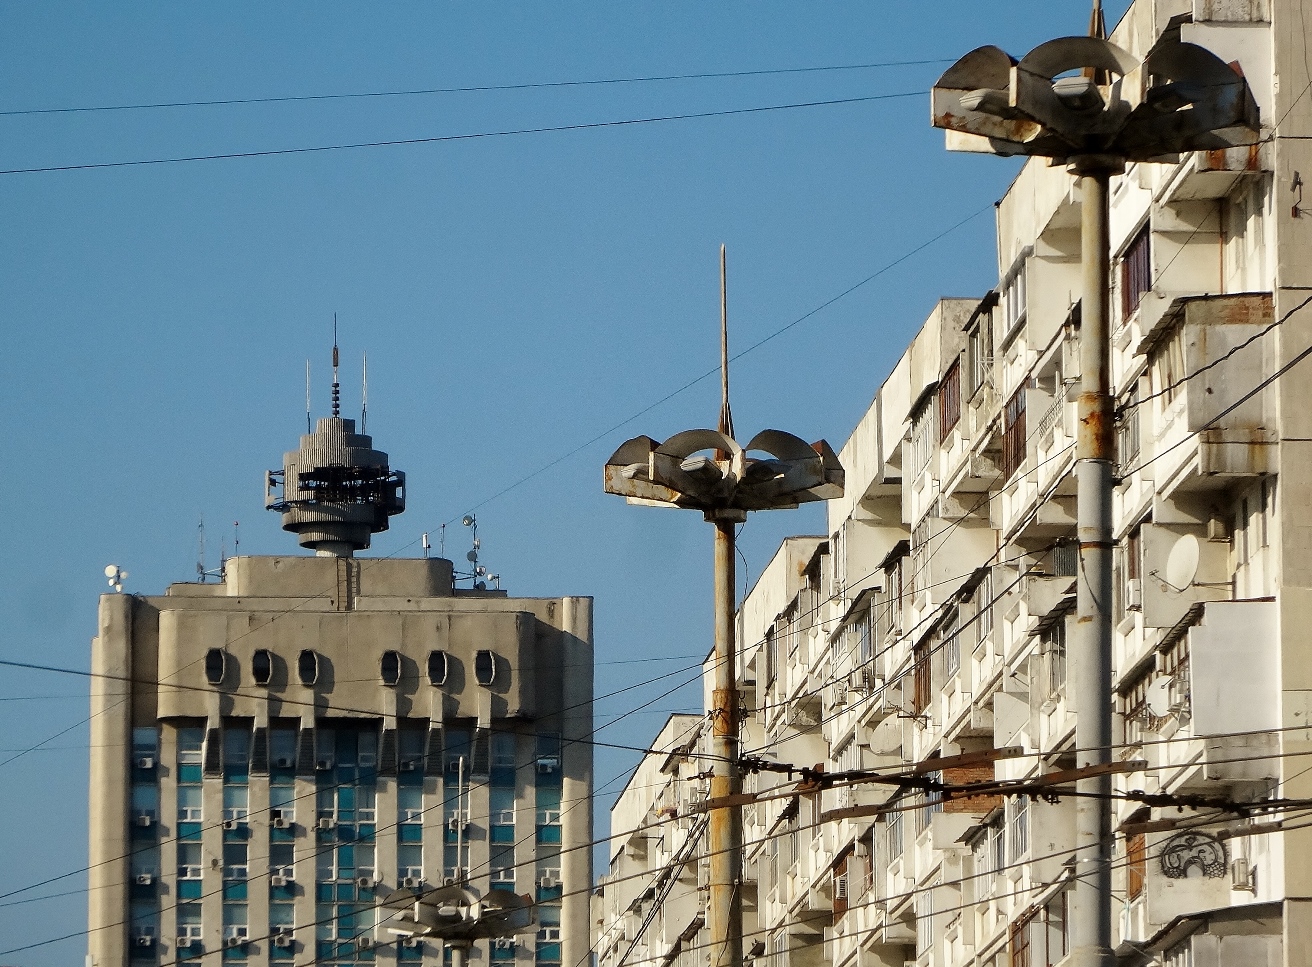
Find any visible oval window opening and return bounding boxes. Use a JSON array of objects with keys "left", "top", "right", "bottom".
[
  {"left": 474, "top": 649, "right": 497, "bottom": 687},
  {"left": 381, "top": 650, "right": 401, "bottom": 686},
  {"left": 428, "top": 650, "right": 448, "bottom": 687},
  {"left": 298, "top": 649, "right": 319, "bottom": 686},
  {"left": 204, "top": 649, "right": 227, "bottom": 686},
  {"left": 252, "top": 649, "right": 273, "bottom": 686}
]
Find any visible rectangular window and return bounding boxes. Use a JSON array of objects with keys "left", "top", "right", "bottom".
[
  {"left": 975, "top": 570, "right": 993, "bottom": 649},
  {"left": 1008, "top": 796, "right": 1029, "bottom": 861},
  {"left": 1118, "top": 382, "right": 1141, "bottom": 466},
  {"left": 939, "top": 360, "right": 962, "bottom": 442},
  {"left": 969, "top": 313, "right": 995, "bottom": 398},
  {"left": 177, "top": 785, "right": 202, "bottom": 822},
  {"left": 223, "top": 785, "right": 250, "bottom": 822},
  {"left": 913, "top": 641, "right": 932, "bottom": 715},
  {"left": 1122, "top": 225, "right": 1152, "bottom": 321},
  {"left": 223, "top": 725, "right": 251, "bottom": 780},
  {"left": 1002, "top": 261, "right": 1028, "bottom": 334},
  {"left": 909, "top": 398, "right": 937, "bottom": 476},
  {"left": 1127, "top": 831, "right": 1146, "bottom": 899},
  {"left": 942, "top": 608, "right": 960, "bottom": 680},
  {"left": 1002, "top": 386, "right": 1027, "bottom": 480},
  {"left": 1153, "top": 326, "right": 1186, "bottom": 408},
  {"left": 1042, "top": 619, "right": 1067, "bottom": 700}
]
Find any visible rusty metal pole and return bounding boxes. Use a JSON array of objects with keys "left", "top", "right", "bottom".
[
  {"left": 1069, "top": 157, "right": 1118, "bottom": 967},
  {"left": 708, "top": 513, "right": 743, "bottom": 967}
]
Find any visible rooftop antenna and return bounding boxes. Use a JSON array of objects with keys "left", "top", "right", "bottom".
[
  {"left": 718, "top": 244, "right": 734, "bottom": 439},
  {"left": 439, "top": 523, "right": 447, "bottom": 558},
  {"left": 331, "top": 314, "right": 341, "bottom": 418},
  {"left": 361, "top": 351, "right": 368, "bottom": 434},
  {"left": 422, "top": 532, "right": 430, "bottom": 559},
  {"left": 305, "top": 360, "right": 312, "bottom": 433},
  {"left": 196, "top": 516, "right": 225, "bottom": 582},
  {"left": 232, "top": 520, "right": 239, "bottom": 559}
]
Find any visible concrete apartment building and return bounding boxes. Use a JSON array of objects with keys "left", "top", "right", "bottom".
[
  {"left": 88, "top": 410, "right": 593, "bottom": 967},
  {"left": 597, "top": 0, "right": 1312, "bottom": 965}
]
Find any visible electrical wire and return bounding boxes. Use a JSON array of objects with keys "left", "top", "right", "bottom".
[
  {"left": 0, "top": 58, "right": 953, "bottom": 118},
  {"left": 0, "top": 91, "right": 924, "bottom": 177}
]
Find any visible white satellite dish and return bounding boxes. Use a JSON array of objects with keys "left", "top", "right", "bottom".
[
  {"left": 869, "top": 714, "right": 903, "bottom": 756},
  {"left": 104, "top": 564, "right": 118, "bottom": 578},
  {"left": 1165, "top": 534, "right": 1200, "bottom": 591},
  {"left": 1145, "top": 676, "right": 1174, "bottom": 717}
]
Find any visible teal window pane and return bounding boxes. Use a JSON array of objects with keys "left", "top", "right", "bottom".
[
  {"left": 400, "top": 942, "right": 424, "bottom": 961},
  {"left": 337, "top": 883, "right": 356, "bottom": 901},
  {"left": 223, "top": 882, "right": 248, "bottom": 901},
  {"left": 535, "top": 786, "right": 562, "bottom": 810},
  {"left": 272, "top": 883, "right": 296, "bottom": 901},
  {"left": 358, "top": 824, "right": 376, "bottom": 841},
  {"left": 179, "top": 822, "right": 203, "bottom": 841},
  {"left": 179, "top": 880, "right": 202, "bottom": 900},
  {"left": 491, "top": 825, "right": 515, "bottom": 843},
  {"left": 492, "top": 944, "right": 517, "bottom": 961},
  {"left": 536, "top": 885, "right": 562, "bottom": 902},
  {"left": 399, "top": 825, "right": 423, "bottom": 844},
  {"left": 316, "top": 883, "right": 335, "bottom": 902},
  {"left": 178, "top": 764, "right": 203, "bottom": 784},
  {"left": 536, "top": 825, "right": 562, "bottom": 845},
  {"left": 271, "top": 825, "right": 295, "bottom": 843},
  {"left": 536, "top": 943, "right": 562, "bottom": 962}
]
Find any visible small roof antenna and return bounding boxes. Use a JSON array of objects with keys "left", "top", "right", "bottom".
[
  {"left": 361, "top": 352, "right": 368, "bottom": 434},
  {"left": 331, "top": 313, "right": 341, "bottom": 418},
  {"left": 197, "top": 516, "right": 207, "bottom": 582},
  {"left": 305, "top": 360, "right": 312, "bottom": 433}
]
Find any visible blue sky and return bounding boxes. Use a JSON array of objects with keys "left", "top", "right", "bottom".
[{"left": 0, "top": 3, "right": 1127, "bottom": 960}]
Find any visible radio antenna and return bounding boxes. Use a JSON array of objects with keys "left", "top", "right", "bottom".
[
  {"left": 305, "top": 360, "right": 312, "bottom": 433},
  {"left": 331, "top": 313, "right": 341, "bottom": 418},
  {"left": 361, "top": 352, "right": 368, "bottom": 433}
]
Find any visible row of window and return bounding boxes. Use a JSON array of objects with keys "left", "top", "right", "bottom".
[{"left": 203, "top": 647, "right": 500, "bottom": 688}]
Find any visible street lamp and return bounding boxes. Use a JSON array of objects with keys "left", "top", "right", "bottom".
[
  {"left": 603, "top": 247, "right": 843, "bottom": 967},
  {"left": 381, "top": 884, "right": 535, "bottom": 967},
  {"left": 931, "top": 13, "right": 1258, "bottom": 967}
]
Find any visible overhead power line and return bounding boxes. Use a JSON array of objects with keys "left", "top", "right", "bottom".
[
  {"left": 0, "top": 58, "right": 952, "bottom": 118},
  {"left": 0, "top": 91, "right": 923, "bottom": 176}
]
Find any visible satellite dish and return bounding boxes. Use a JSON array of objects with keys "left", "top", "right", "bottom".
[
  {"left": 1165, "top": 534, "right": 1200, "bottom": 590},
  {"left": 869, "top": 714, "right": 903, "bottom": 756},
  {"left": 1145, "top": 676, "right": 1173, "bottom": 717},
  {"left": 104, "top": 565, "right": 118, "bottom": 578},
  {"left": 462, "top": 515, "right": 475, "bottom": 527}
]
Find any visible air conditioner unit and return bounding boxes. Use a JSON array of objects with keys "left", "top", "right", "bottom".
[
  {"left": 274, "top": 934, "right": 294, "bottom": 949},
  {"left": 135, "top": 872, "right": 154, "bottom": 886},
  {"left": 274, "top": 755, "right": 295, "bottom": 769},
  {"left": 316, "top": 758, "right": 334, "bottom": 771},
  {"left": 400, "top": 760, "right": 418, "bottom": 772},
  {"left": 271, "top": 816, "right": 290, "bottom": 829},
  {"left": 1126, "top": 578, "right": 1143, "bottom": 611},
  {"left": 494, "top": 938, "right": 516, "bottom": 950},
  {"left": 135, "top": 813, "right": 155, "bottom": 827},
  {"left": 402, "top": 938, "right": 424, "bottom": 949},
  {"left": 134, "top": 931, "right": 155, "bottom": 947},
  {"left": 135, "top": 756, "right": 155, "bottom": 770},
  {"left": 539, "top": 927, "right": 562, "bottom": 942},
  {"left": 1231, "top": 857, "right": 1255, "bottom": 892},
  {"left": 176, "top": 937, "right": 193, "bottom": 949},
  {"left": 318, "top": 817, "right": 336, "bottom": 830},
  {"left": 401, "top": 876, "right": 422, "bottom": 889},
  {"left": 443, "top": 876, "right": 459, "bottom": 886},
  {"left": 537, "top": 757, "right": 559, "bottom": 773},
  {"left": 447, "top": 816, "right": 469, "bottom": 832},
  {"left": 538, "top": 870, "right": 561, "bottom": 889},
  {"left": 357, "top": 936, "right": 375, "bottom": 950},
  {"left": 356, "top": 876, "right": 376, "bottom": 888},
  {"left": 225, "top": 936, "right": 247, "bottom": 948},
  {"left": 271, "top": 874, "right": 289, "bottom": 887},
  {"left": 222, "top": 819, "right": 240, "bottom": 830},
  {"left": 224, "top": 927, "right": 249, "bottom": 947}
]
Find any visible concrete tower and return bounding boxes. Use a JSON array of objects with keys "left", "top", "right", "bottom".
[{"left": 87, "top": 372, "right": 594, "bottom": 967}]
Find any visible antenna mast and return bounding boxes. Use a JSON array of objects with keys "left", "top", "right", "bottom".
[
  {"left": 361, "top": 352, "right": 369, "bottom": 433},
  {"left": 332, "top": 314, "right": 341, "bottom": 418},
  {"left": 718, "top": 244, "right": 734, "bottom": 438},
  {"left": 306, "top": 360, "right": 312, "bottom": 433}
]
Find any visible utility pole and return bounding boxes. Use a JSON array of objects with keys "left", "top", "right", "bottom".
[
  {"left": 931, "top": 11, "right": 1257, "bottom": 967},
  {"left": 604, "top": 248, "right": 843, "bottom": 967}
]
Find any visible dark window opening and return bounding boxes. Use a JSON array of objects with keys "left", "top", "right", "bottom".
[
  {"left": 475, "top": 650, "right": 498, "bottom": 687},
  {"left": 297, "top": 649, "right": 319, "bottom": 686},
  {"left": 1121, "top": 225, "right": 1152, "bottom": 321},
  {"left": 252, "top": 649, "right": 272, "bottom": 687},
  {"left": 381, "top": 650, "right": 401, "bottom": 686},
  {"left": 204, "top": 649, "right": 227, "bottom": 686},
  {"left": 428, "top": 650, "right": 449, "bottom": 687}
]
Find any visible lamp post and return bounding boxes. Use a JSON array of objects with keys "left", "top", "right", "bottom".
[
  {"left": 381, "top": 884, "right": 536, "bottom": 967},
  {"left": 603, "top": 248, "right": 844, "bottom": 967},
  {"left": 931, "top": 12, "right": 1257, "bottom": 967}
]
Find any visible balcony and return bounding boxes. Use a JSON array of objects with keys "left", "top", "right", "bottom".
[{"left": 1130, "top": 294, "right": 1276, "bottom": 498}]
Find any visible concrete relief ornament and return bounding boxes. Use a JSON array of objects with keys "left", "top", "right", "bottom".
[{"left": 1159, "top": 830, "right": 1228, "bottom": 879}]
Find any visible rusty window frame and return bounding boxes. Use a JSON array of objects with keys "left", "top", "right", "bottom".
[
  {"left": 912, "top": 641, "right": 932, "bottom": 715},
  {"left": 1122, "top": 224, "right": 1152, "bottom": 321},
  {"left": 939, "top": 360, "right": 962, "bottom": 442},
  {"left": 1127, "top": 831, "right": 1147, "bottom": 899},
  {"left": 1002, "top": 386, "right": 1028, "bottom": 480}
]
